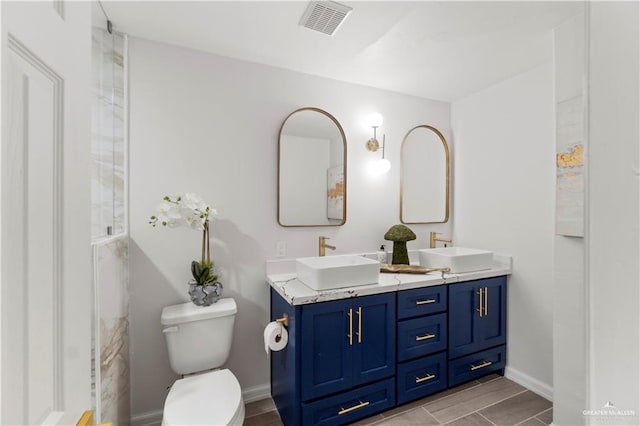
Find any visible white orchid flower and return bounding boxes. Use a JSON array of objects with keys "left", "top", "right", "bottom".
[
  {"left": 150, "top": 193, "right": 214, "bottom": 230},
  {"left": 167, "top": 207, "right": 183, "bottom": 219},
  {"left": 191, "top": 220, "right": 205, "bottom": 231},
  {"left": 157, "top": 202, "right": 173, "bottom": 214},
  {"left": 183, "top": 209, "right": 205, "bottom": 229},
  {"left": 183, "top": 193, "right": 204, "bottom": 210}
]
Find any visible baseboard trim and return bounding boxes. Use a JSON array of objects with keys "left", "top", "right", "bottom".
[
  {"left": 505, "top": 366, "right": 553, "bottom": 401},
  {"left": 243, "top": 382, "right": 271, "bottom": 403},
  {"left": 131, "top": 409, "right": 163, "bottom": 426},
  {"left": 130, "top": 383, "right": 272, "bottom": 425}
]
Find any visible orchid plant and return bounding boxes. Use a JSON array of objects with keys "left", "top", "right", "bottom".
[{"left": 149, "top": 193, "right": 219, "bottom": 286}]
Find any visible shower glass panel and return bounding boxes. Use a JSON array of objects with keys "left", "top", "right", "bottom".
[{"left": 91, "top": 26, "right": 125, "bottom": 239}]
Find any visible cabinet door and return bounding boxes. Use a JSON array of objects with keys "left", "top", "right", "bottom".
[
  {"left": 449, "top": 280, "right": 480, "bottom": 359},
  {"left": 301, "top": 298, "right": 353, "bottom": 401},
  {"left": 449, "top": 277, "right": 507, "bottom": 359},
  {"left": 352, "top": 293, "right": 396, "bottom": 386},
  {"left": 476, "top": 277, "right": 506, "bottom": 349}
]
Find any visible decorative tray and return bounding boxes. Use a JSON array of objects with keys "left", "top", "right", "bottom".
[{"left": 380, "top": 264, "right": 450, "bottom": 274}]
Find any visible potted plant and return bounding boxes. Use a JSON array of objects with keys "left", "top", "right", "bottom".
[{"left": 149, "top": 193, "right": 223, "bottom": 306}]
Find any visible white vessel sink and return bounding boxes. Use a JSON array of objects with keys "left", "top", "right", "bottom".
[
  {"left": 418, "top": 247, "right": 493, "bottom": 273},
  {"left": 296, "top": 255, "right": 380, "bottom": 290}
]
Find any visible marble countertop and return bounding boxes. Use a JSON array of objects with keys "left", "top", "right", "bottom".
[{"left": 267, "top": 253, "right": 512, "bottom": 306}]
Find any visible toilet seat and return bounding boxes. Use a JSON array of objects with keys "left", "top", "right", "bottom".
[{"left": 162, "top": 369, "right": 245, "bottom": 426}]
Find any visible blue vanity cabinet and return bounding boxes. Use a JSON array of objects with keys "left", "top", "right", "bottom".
[
  {"left": 271, "top": 275, "right": 508, "bottom": 425},
  {"left": 301, "top": 293, "right": 396, "bottom": 401},
  {"left": 448, "top": 276, "right": 507, "bottom": 385},
  {"left": 271, "top": 288, "right": 396, "bottom": 426}
]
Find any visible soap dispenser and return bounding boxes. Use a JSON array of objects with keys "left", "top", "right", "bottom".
[{"left": 377, "top": 245, "right": 387, "bottom": 264}]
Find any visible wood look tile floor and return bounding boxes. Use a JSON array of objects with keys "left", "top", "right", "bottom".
[{"left": 243, "top": 376, "right": 553, "bottom": 426}]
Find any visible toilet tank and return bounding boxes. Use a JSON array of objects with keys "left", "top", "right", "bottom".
[{"left": 161, "top": 298, "right": 237, "bottom": 375}]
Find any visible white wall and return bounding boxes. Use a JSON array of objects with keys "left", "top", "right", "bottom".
[
  {"left": 552, "top": 12, "right": 587, "bottom": 426},
  {"left": 587, "top": 1, "right": 639, "bottom": 421},
  {"left": 553, "top": 6, "right": 640, "bottom": 423},
  {"left": 451, "top": 62, "right": 555, "bottom": 398},
  {"left": 128, "top": 38, "right": 451, "bottom": 418}
]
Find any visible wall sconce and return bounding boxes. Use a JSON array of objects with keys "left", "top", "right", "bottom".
[{"left": 366, "top": 112, "right": 391, "bottom": 174}]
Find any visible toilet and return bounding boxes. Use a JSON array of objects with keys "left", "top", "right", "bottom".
[{"left": 160, "top": 298, "right": 245, "bottom": 425}]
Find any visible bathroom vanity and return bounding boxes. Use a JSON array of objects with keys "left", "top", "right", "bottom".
[{"left": 267, "top": 255, "right": 511, "bottom": 426}]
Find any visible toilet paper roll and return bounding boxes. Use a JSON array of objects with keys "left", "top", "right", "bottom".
[{"left": 264, "top": 321, "right": 288, "bottom": 355}]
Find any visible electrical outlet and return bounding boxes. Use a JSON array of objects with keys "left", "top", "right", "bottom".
[{"left": 276, "top": 241, "right": 286, "bottom": 258}]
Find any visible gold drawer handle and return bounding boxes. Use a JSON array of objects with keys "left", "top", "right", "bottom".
[
  {"left": 347, "top": 308, "right": 353, "bottom": 346},
  {"left": 415, "top": 373, "right": 436, "bottom": 383},
  {"left": 356, "top": 307, "right": 362, "bottom": 343},
  {"left": 484, "top": 287, "right": 488, "bottom": 316},
  {"left": 476, "top": 289, "right": 484, "bottom": 317},
  {"left": 338, "top": 400, "right": 370, "bottom": 415},
  {"left": 415, "top": 333, "right": 436, "bottom": 341},
  {"left": 470, "top": 361, "right": 493, "bottom": 371},
  {"left": 416, "top": 299, "right": 436, "bottom": 305}
]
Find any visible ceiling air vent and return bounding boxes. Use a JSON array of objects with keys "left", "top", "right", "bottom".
[{"left": 299, "top": 1, "right": 353, "bottom": 36}]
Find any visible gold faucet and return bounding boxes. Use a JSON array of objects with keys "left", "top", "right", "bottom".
[
  {"left": 319, "top": 236, "right": 336, "bottom": 256},
  {"left": 430, "top": 232, "right": 452, "bottom": 249}
]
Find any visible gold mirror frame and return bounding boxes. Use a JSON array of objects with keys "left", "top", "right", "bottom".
[
  {"left": 277, "top": 107, "right": 347, "bottom": 227},
  {"left": 400, "top": 125, "right": 450, "bottom": 224}
]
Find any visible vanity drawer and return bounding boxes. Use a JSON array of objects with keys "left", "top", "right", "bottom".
[
  {"left": 398, "top": 285, "right": 447, "bottom": 319},
  {"left": 301, "top": 378, "right": 395, "bottom": 426},
  {"left": 397, "top": 352, "right": 447, "bottom": 405},
  {"left": 398, "top": 313, "right": 447, "bottom": 362},
  {"left": 448, "top": 345, "right": 506, "bottom": 387}
]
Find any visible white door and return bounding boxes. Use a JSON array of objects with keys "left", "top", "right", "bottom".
[{"left": 1, "top": 1, "right": 93, "bottom": 425}]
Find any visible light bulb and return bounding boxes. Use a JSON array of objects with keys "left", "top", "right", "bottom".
[
  {"left": 367, "top": 112, "right": 383, "bottom": 128},
  {"left": 369, "top": 158, "right": 391, "bottom": 175}
]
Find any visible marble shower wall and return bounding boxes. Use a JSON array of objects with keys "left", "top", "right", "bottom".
[{"left": 93, "top": 237, "right": 130, "bottom": 425}]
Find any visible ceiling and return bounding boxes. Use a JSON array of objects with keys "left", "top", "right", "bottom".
[{"left": 101, "top": 1, "right": 582, "bottom": 102}]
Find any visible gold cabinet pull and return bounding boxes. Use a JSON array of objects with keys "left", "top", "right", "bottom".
[
  {"left": 476, "top": 288, "right": 484, "bottom": 317},
  {"left": 338, "top": 400, "right": 370, "bottom": 415},
  {"left": 415, "top": 373, "right": 436, "bottom": 383},
  {"left": 356, "top": 307, "right": 362, "bottom": 343},
  {"left": 484, "top": 287, "right": 488, "bottom": 316},
  {"left": 347, "top": 308, "right": 353, "bottom": 346},
  {"left": 470, "top": 360, "right": 493, "bottom": 371},
  {"left": 415, "top": 333, "right": 436, "bottom": 341},
  {"left": 416, "top": 299, "right": 436, "bottom": 305}
]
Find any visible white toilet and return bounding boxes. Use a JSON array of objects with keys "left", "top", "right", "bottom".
[{"left": 160, "top": 298, "right": 245, "bottom": 425}]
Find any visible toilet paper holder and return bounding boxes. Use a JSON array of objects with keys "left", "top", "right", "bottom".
[
  {"left": 275, "top": 313, "right": 289, "bottom": 327},
  {"left": 274, "top": 313, "right": 289, "bottom": 341}
]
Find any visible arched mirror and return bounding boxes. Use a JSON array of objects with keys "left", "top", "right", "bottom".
[
  {"left": 278, "top": 107, "right": 347, "bottom": 227},
  {"left": 400, "top": 125, "right": 450, "bottom": 224}
]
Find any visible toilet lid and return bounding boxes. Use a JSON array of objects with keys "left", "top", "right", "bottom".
[{"left": 163, "top": 369, "right": 243, "bottom": 425}]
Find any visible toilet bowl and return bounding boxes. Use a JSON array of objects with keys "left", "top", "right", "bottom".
[
  {"left": 160, "top": 299, "right": 244, "bottom": 425},
  {"left": 162, "top": 369, "right": 244, "bottom": 426}
]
